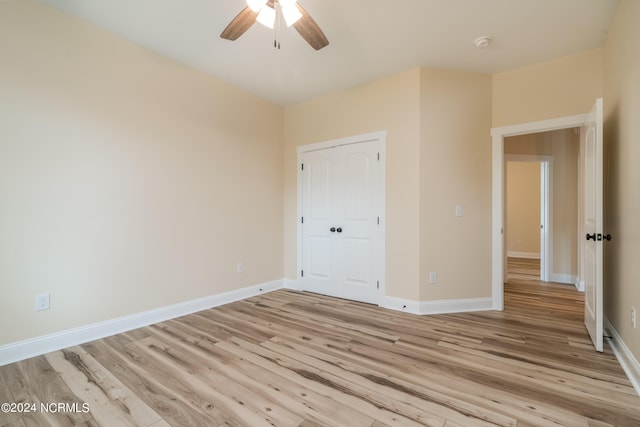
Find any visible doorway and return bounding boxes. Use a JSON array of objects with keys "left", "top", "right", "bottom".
[
  {"left": 505, "top": 156, "right": 552, "bottom": 283},
  {"left": 492, "top": 100, "right": 604, "bottom": 352},
  {"left": 491, "top": 114, "right": 588, "bottom": 311}
]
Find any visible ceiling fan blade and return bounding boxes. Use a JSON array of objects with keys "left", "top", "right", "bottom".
[
  {"left": 220, "top": 7, "right": 259, "bottom": 41},
  {"left": 292, "top": 3, "right": 329, "bottom": 50}
]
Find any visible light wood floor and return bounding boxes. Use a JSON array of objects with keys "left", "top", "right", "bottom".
[
  {"left": 2, "top": 260, "right": 639, "bottom": 426},
  {"left": 506, "top": 257, "right": 540, "bottom": 282}
]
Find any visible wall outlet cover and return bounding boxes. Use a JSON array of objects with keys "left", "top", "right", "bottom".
[{"left": 35, "top": 293, "right": 50, "bottom": 311}]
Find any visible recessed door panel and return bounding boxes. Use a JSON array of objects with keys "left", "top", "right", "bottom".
[
  {"left": 345, "top": 152, "right": 371, "bottom": 221},
  {"left": 309, "top": 236, "right": 331, "bottom": 279},
  {"left": 345, "top": 238, "right": 371, "bottom": 285},
  {"left": 308, "top": 157, "right": 331, "bottom": 221}
]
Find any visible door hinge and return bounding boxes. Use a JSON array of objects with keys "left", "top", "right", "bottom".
[
  {"left": 377, "top": 216, "right": 380, "bottom": 225},
  {"left": 377, "top": 280, "right": 380, "bottom": 289},
  {"left": 301, "top": 163, "right": 304, "bottom": 171},
  {"left": 301, "top": 216, "right": 304, "bottom": 224},
  {"left": 377, "top": 152, "right": 380, "bottom": 161},
  {"left": 301, "top": 269, "right": 304, "bottom": 277}
]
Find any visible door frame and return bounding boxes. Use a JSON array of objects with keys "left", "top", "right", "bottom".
[
  {"left": 296, "top": 131, "right": 387, "bottom": 302},
  {"left": 492, "top": 115, "right": 587, "bottom": 310},
  {"left": 505, "top": 155, "right": 553, "bottom": 282}
]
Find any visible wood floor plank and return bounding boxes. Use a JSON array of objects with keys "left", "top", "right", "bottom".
[
  {"left": 131, "top": 335, "right": 307, "bottom": 427},
  {"left": 145, "top": 323, "right": 376, "bottom": 427},
  {"left": 214, "top": 337, "right": 431, "bottom": 427},
  {"left": 262, "top": 335, "right": 518, "bottom": 427},
  {"left": 83, "top": 337, "right": 225, "bottom": 426},
  {"left": 1, "top": 356, "right": 96, "bottom": 426},
  {"left": 44, "top": 346, "right": 165, "bottom": 427}
]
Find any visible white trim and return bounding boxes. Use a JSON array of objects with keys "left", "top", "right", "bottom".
[
  {"left": 605, "top": 317, "right": 640, "bottom": 397},
  {"left": 549, "top": 274, "right": 577, "bottom": 285},
  {"left": 490, "top": 115, "right": 589, "bottom": 139},
  {"left": 295, "top": 131, "right": 387, "bottom": 154},
  {"left": 540, "top": 160, "right": 552, "bottom": 282},
  {"left": 0, "top": 279, "right": 283, "bottom": 367},
  {"left": 296, "top": 131, "right": 387, "bottom": 305},
  {"left": 492, "top": 129, "right": 505, "bottom": 310},
  {"left": 419, "top": 297, "right": 494, "bottom": 315},
  {"left": 381, "top": 296, "right": 493, "bottom": 315},
  {"left": 380, "top": 296, "right": 422, "bottom": 315},
  {"left": 492, "top": 113, "right": 589, "bottom": 311},
  {"left": 507, "top": 251, "right": 540, "bottom": 259}
]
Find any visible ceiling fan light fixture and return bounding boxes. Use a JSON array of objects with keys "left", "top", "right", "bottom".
[
  {"left": 256, "top": 5, "right": 276, "bottom": 28},
  {"left": 281, "top": 4, "right": 302, "bottom": 26},
  {"left": 246, "top": 0, "right": 267, "bottom": 12}
]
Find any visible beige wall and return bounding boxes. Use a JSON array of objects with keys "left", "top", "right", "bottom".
[
  {"left": 284, "top": 69, "right": 422, "bottom": 300},
  {"left": 0, "top": 1, "right": 284, "bottom": 345},
  {"left": 493, "top": 49, "right": 604, "bottom": 127},
  {"left": 603, "top": 0, "right": 640, "bottom": 365},
  {"left": 419, "top": 69, "right": 493, "bottom": 300},
  {"left": 506, "top": 162, "right": 541, "bottom": 257},
  {"left": 505, "top": 130, "right": 579, "bottom": 278},
  {"left": 284, "top": 68, "right": 491, "bottom": 302}
]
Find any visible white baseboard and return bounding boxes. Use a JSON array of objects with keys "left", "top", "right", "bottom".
[
  {"left": 419, "top": 297, "right": 494, "bottom": 314},
  {"left": 380, "top": 296, "right": 422, "bottom": 315},
  {"left": 507, "top": 251, "right": 540, "bottom": 259},
  {"left": 382, "top": 296, "right": 493, "bottom": 316},
  {"left": 604, "top": 317, "right": 640, "bottom": 397},
  {"left": 0, "top": 279, "right": 284, "bottom": 367},
  {"left": 549, "top": 273, "right": 577, "bottom": 285},
  {"left": 286, "top": 284, "right": 493, "bottom": 316}
]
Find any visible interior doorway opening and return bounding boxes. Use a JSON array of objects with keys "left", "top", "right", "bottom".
[
  {"left": 491, "top": 114, "right": 587, "bottom": 311},
  {"left": 505, "top": 156, "right": 552, "bottom": 283},
  {"left": 492, "top": 99, "right": 604, "bottom": 352}
]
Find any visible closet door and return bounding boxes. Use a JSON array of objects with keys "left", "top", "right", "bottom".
[{"left": 301, "top": 141, "right": 380, "bottom": 304}]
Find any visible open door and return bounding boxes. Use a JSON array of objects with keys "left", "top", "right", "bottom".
[{"left": 582, "top": 98, "right": 604, "bottom": 352}]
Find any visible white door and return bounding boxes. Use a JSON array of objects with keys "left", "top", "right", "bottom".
[
  {"left": 583, "top": 98, "right": 604, "bottom": 352},
  {"left": 539, "top": 161, "right": 550, "bottom": 282},
  {"left": 301, "top": 140, "right": 380, "bottom": 304}
]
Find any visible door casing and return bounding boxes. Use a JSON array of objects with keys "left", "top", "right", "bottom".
[{"left": 492, "top": 114, "right": 589, "bottom": 310}]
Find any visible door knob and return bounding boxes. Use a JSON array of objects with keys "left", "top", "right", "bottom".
[
  {"left": 330, "top": 227, "right": 336, "bottom": 232},
  {"left": 603, "top": 234, "right": 612, "bottom": 241},
  {"left": 586, "top": 233, "right": 596, "bottom": 241},
  {"left": 336, "top": 227, "right": 343, "bottom": 233}
]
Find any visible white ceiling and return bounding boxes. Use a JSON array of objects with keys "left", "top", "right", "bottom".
[{"left": 39, "top": 0, "right": 619, "bottom": 106}]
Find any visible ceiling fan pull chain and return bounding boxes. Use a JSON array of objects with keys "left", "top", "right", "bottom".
[{"left": 274, "top": 2, "right": 281, "bottom": 49}]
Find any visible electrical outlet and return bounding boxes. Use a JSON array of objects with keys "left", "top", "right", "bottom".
[
  {"left": 632, "top": 307, "right": 637, "bottom": 329},
  {"left": 428, "top": 272, "right": 437, "bottom": 284},
  {"left": 35, "top": 293, "right": 50, "bottom": 311},
  {"left": 237, "top": 262, "right": 244, "bottom": 274}
]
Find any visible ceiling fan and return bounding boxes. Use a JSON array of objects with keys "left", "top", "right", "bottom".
[{"left": 220, "top": 0, "right": 329, "bottom": 50}]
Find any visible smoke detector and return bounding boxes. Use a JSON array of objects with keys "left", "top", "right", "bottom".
[{"left": 474, "top": 36, "right": 492, "bottom": 50}]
